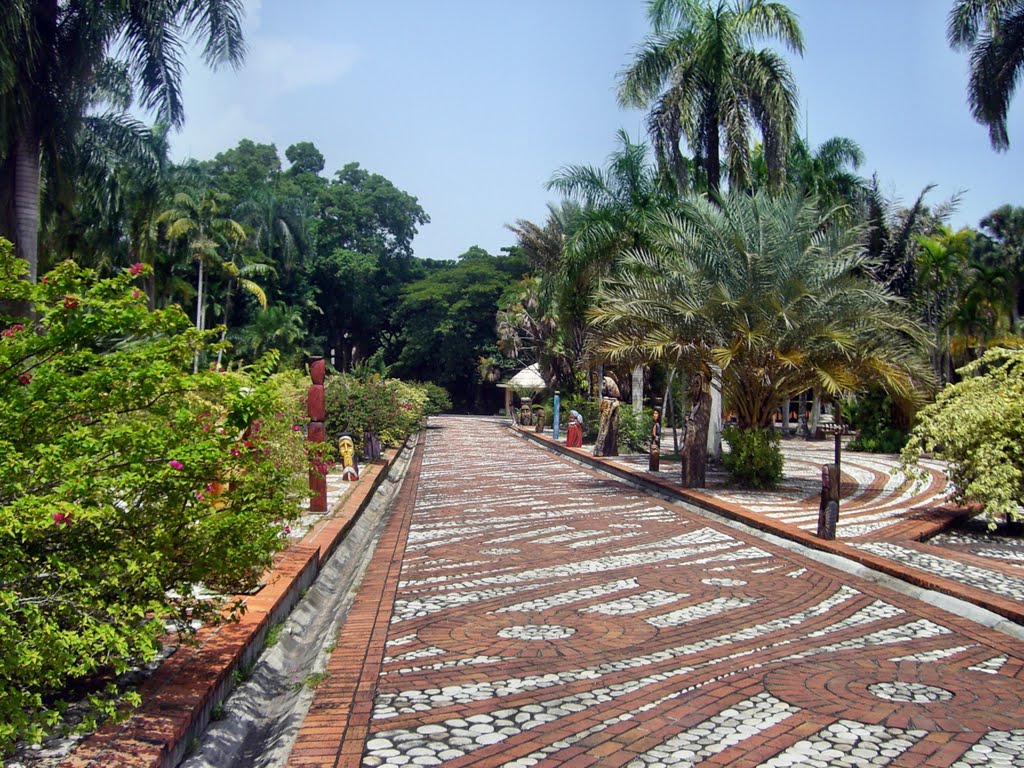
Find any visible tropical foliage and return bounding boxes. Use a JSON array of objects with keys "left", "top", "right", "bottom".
[
  {"left": 0, "top": 241, "right": 308, "bottom": 752},
  {"left": 589, "top": 191, "right": 931, "bottom": 484},
  {"left": 903, "top": 347, "right": 1024, "bottom": 526}
]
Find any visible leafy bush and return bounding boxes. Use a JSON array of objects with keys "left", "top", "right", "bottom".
[
  {"left": 323, "top": 374, "right": 429, "bottom": 452},
  {"left": 902, "top": 348, "right": 1024, "bottom": 526},
  {"left": 844, "top": 389, "right": 909, "bottom": 453},
  {"left": 0, "top": 243, "right": 308, "bottom": 753},
  {"left": 617, "top": 406, "right": 654, "bottom": 453},
  {"left": 419, "top": 382, "right": 452, "bottom": 415},
  {"left": 722, "top": 426, "right": 784, "bottom": 488}
]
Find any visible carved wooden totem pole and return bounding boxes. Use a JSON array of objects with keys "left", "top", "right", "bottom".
[
  {"left": 308, "top": 356, "right": 327, "bottom": 512},
  {"left": 817, "top": 463, "right": 840, "bottom": 540}
]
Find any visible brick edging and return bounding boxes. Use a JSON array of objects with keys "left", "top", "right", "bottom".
[
  {"left": 287, "top": 429, "right": 427, "bottom": 768},
  {"left": 61, "top": 436, "right": 416, "bottom": 768},
  {"left": 510, "top": 425, "right": 1024, "bottom": 628}
]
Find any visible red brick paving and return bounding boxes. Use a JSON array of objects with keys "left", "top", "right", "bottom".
[{"left": 288, "top": 417, "right": 1024, "bottom": 768}]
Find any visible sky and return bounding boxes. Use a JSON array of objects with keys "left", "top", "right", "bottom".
[{"left": 168, "top": 0, "right": 1024, "bottom": 262}]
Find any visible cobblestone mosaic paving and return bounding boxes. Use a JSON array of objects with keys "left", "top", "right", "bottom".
[
  {"left": 615, "top": 440, "right": 951, "bottom": 541},
  {"left": 290, "top": 417, "right": 1024, "bottom": 768}
]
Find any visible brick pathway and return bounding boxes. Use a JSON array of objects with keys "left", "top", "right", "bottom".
[{"left": 288, "top": 416, "right": 1024, "bottom": 768}]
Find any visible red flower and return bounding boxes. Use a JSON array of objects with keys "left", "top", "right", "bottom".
[
  {"left": 168, "top": 459, "right": 184, "bottom": 470},
  {"left": 2, "top": 324, "right": 24, "bottom": 338},
  {"left": 63, "top": 296, "right": 79, "bottom": 310},
  {"left": 52, "top": 512, "right": 73, "bottom": 526},
  {"left": 18, "top": 373, "right": 31, "bottom": 385},
  {"left": 132, "top": 290, "right": 142, "bottom": 299},
  {"left": 129, "top": 262, "right": 144, "bottom": 276}
]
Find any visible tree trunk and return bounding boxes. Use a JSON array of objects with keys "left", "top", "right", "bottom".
[
  {"left": 707, "top": 367, "right": 723, "bottom": 460},
  {"left": 704, "top": 105, "right": 721, "bottom": 198},
  {"left": 193, "top": 257, "right": 205, "bottom": 373},
  {"left": 682, "top": 371, "right": 711, "bottom": 488},
  {"left": 632, "top": 365, "right": 644, "bottom": 413},
  {"left": 10, "top": 133, "right": 42, "bottom": 282}
]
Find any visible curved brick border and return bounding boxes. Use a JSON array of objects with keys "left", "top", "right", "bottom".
[
  {"left": 511, "top": 426, "right": 1024, "bottom": 628},
  {"left": 60, "top": 438, "right": 416, "bottom": 768}
]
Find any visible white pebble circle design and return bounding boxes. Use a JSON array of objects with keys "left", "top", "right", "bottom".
[
  {"left": 867, "top": 681, "right": 954, "bottom": 703},
  {"left": 497, "top": 624, "right": 576, "bottom": 640}
]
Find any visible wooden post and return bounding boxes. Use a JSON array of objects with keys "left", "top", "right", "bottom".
[
  {"left": 308, "top": 356, "right": 327, "bottom": 512},
  {"left": 817, "top": 463, "right": 840, "bottom": 540}
]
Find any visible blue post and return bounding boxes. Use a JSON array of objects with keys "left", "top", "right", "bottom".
[{"left": 552, "top": 391, "right": 561, "bottom": 441}]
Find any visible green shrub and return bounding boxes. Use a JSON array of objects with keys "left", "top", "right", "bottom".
[
  {"left": 902, "top": 347, "right": 1024, "bottom": 526},
  {"left": 0, "top": 242, "right": 307, "bottom": 753},
  {"left": 617, "top": 406, "right": 654, "bottom": 453},
  {"left": 323, "top": 375, "right": 428, "bottom": 452},
  {"left": 844, "top": 389, "right": 909, "bottom": 453},
  {"left": 722, "top": 426, "right": 784, "bottom": 488},
  {"left": 419, "top": 382, "right": 452, "bottom": 415}
]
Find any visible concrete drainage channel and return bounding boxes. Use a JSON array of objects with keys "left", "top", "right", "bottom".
[{"left": 180, "top": 439, "right": 419, "bottom": 768}]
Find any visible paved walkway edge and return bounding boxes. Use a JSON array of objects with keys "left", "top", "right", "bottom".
[
  {"left": 61, "top": 436, "right": 416, "bottom": 768},
  {"left": 510, "top": 426, "right": 1024, "bottom": 628}
]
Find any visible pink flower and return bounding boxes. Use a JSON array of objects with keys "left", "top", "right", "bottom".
[
  {"left": 18, "top": 373, "right": 31, "bottom": 385},
  {"left": 52, "top": 512, "right": 73, "bottom": 526},
  {"left": 2, "top": 324, "right": 24, "bottom": 338},
  {"left": 129, "top": 262, "right": 144, "bottom": 276},
  {"left": 40, "top": 276, "right": 48, "bottom": 284},
  {"left": 168, "top": 460, "right": 184, "bottom": 470},
  {"left": 194, "top": 491, "right": 205, "bottom": 501},
  {"left": 132, "top": 290, "right": 142, "bottom": 299},
  {"left": 63, "top": 296, "right": 79, "bottom": 310},
  {"left": 292, "top": 424, "right": 302, "bottom": 431},
  {"left": 230, "top": 448, "right": 241, "bottom": 458},
  {"left": 283, "top": 525, "right": 291, "bottom": 535},
  {"left": 206, "top": 482, "right": 217, "bottom": 492}
]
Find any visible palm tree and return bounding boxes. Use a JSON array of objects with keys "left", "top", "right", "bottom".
[
  {"left": 590, "top": 191, "right": 931, "bottom": 487},
  {"left": 916, "top": 226, "right": 974, "bottom": 382},
  {"left": 158, "top": 191, "right": 245, "bottom": 370},
  {"left": 0, "top": 0, "right": 246, "bottom": 281},
  {"left": 979, "top": 204, "right": 1024, "bottom": 325},
  {"left": 547, "top": 131, "right": 675, "bottom": 395},
  {"left": 618, "top": 0, "right": 804, "bottom": 196},
  {"left": 948, "top": 0, "right": 1024, "bottom": 149}
]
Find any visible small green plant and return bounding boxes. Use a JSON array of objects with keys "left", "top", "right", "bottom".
[
  {"left": 210, "top": 701, "right": 226, "bottom": 721},
  {"left": 303, "top": 672, "right": 330, "bottom": 689},
  {"left": 722, "top": 427, "right": 784, "bottom": 488},
  {"left": 264, "top": 622, "right": 284, "bottom": 648}
]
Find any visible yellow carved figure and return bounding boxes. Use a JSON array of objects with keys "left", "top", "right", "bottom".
[{"left": 338, "top": 435, "right": 359, "bottom": 481}]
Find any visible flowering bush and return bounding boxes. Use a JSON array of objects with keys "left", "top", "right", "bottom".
[
  {"left": 0, "top": 241, "right": 307, "bottom": 752},
  {"left": 323, "top": 375, "right": 444, "bottom": 453},
  {"left": 902, "top": 347, "right": 1024, "bottom": 527}
]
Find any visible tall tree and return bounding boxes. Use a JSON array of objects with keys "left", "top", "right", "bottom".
[
  {"left": 979, "top": 203, "right": 1024, "bottom": 324},
  {"left": 591, "top": 191, "right": 931, "bottom": 487},
  {"left": 158, "top": 190, "right": 246, "bottom": 370},
  {"left": 547, "top": 131, "right": 674, "bottom": 393},
  {"left": 948, "top": 0, "right": 1024, "bottom": 149},
  {"left": 0, "top": 0, "right": 246, "bottom": 281},
  {"left": 618, "top": 0, "right": 804, "bottom": 196}
]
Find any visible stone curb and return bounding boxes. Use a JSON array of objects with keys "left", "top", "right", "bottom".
[
  {"left": 61, "top": 437, "right": 414, "bottom": 768},
  {"left": 511, "top": 425, "right": 1024, "bottom": 628}
]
